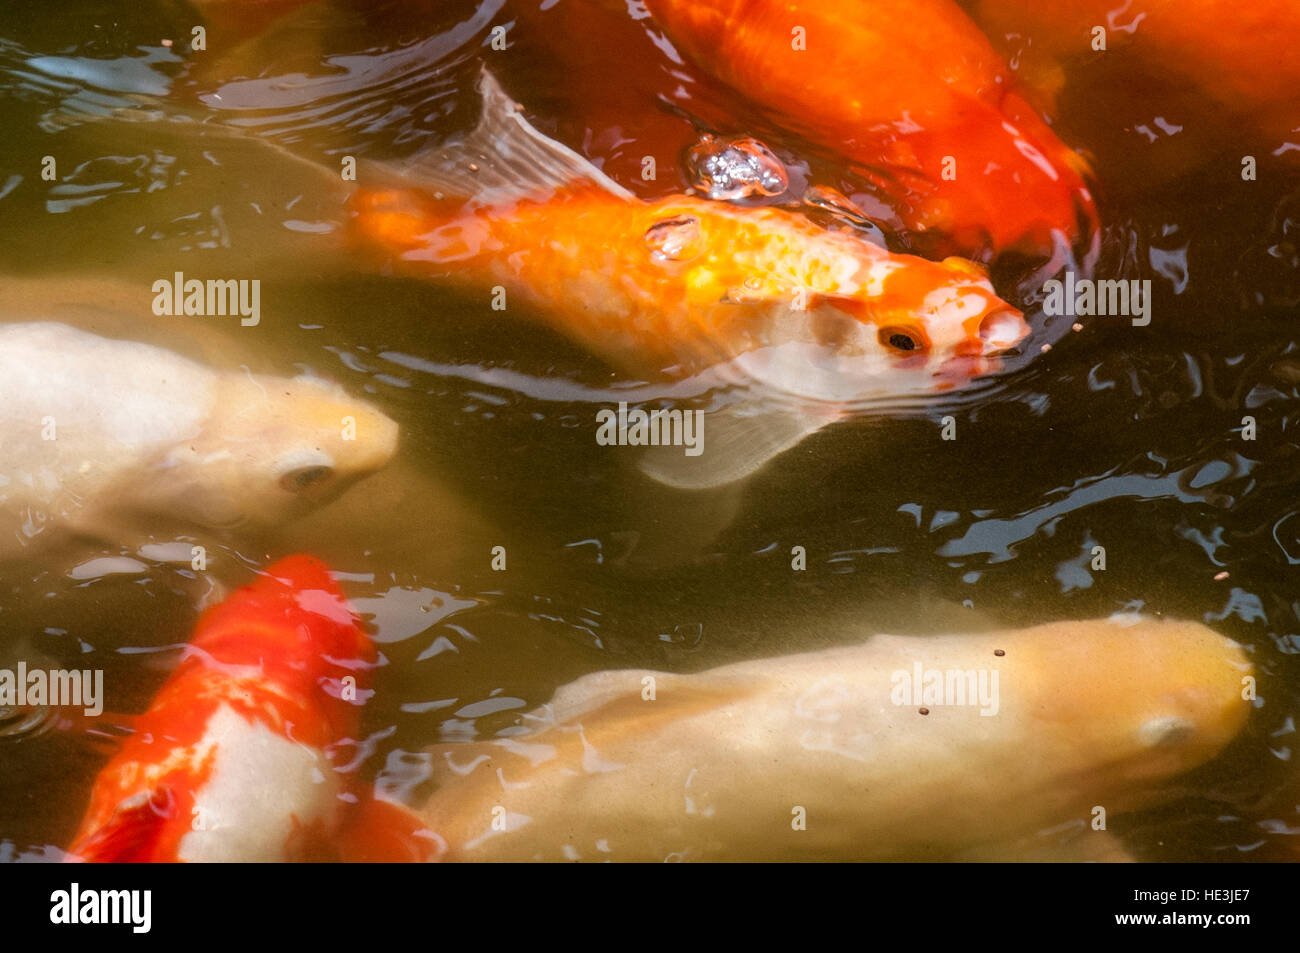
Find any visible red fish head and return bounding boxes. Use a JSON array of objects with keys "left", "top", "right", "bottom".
[
  {"left": 187, "top": 554, "right": 377, "bottom": 730},
  {"left": 893, "top": 88, "right": 1100, "bottom": 266}
]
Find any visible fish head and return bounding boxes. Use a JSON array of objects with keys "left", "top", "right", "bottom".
[
  {"left": 714, "top": 239, "right": 1029, "bottom": 405},
  {"left": 1023, "top": 617, "right": 1253, "bottom": 802},
  {"left": 193, "top": 554, "right": 375, "bottom": 705},
  {"left": 145, "top": 373, "right": 399, "bottom": 531}
]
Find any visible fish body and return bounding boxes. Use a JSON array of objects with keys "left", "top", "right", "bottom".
[
  {"left": 640, "top": 0, "right": 1098, "bottom": 259},
  {"left": 352, "top": 71, "right": 1026, "bottom": 486},
  {"left": 0, "top": 322, "right": 398, "bottom": 557},
  {"left": 973, "top": 0, "right": 1300, "bottom": 151},
  {"left": 64, "top": 554, "right": 433, "bottom": 862},
  {"left": 355, "top": 186, "right": 1025, "bottom": 388},
  {"left": 420, "top": 617, "right": 1251, "bottom": 861}
]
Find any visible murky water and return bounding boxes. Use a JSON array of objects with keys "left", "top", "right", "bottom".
[{"left": 1, "top": 0, "right": 1298, "bottom": 861}]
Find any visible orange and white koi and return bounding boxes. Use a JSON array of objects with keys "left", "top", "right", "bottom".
[
  {"left": 640, "top": 0, "right": 1099, "bottom": 262},
  {"left": 64, "top": 554, "right": 437, "bottom": 862},
  {"left": 351, "top": 70, "right": 1028, "bottom": 488}
]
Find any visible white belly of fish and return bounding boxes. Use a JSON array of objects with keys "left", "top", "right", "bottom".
[
  {"left": 177, "top": 704, "right": 339, "bottom": 863},
  {"left": 0, "top": 322, "right": 215, "bottom": 554}
]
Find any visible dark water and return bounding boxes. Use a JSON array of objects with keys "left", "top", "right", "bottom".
[{"left": 0, "top": 0, "right": 1297, "bottom": 861}]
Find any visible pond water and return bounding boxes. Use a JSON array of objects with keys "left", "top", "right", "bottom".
[{"left": 0, "top": 0, "right": 1297, "bottom": 861}]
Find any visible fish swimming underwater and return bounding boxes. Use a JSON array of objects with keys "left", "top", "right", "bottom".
[
  {"left": 419, "top": 616, "right": 1252, "bottom": 861},
  {"left": 351, "top": 70, "right": 1028, "bottom": 488},
  {"left": 0, "top": 322, "right": 398, "bottom": 558},
  {"left": 972, "top": 0, "right": 1300, "bottom": 158},
  {"left": 63, "top": 554, "right": 436, "bottom": 862},
  {"left": 639, "top": 0, "right": 1099, "bottom": 263}
]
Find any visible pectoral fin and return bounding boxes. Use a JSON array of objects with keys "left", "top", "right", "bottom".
[
  {"left": 336, "top": 796, "right": 445, "bottom": 863},
  {"left": 956, "top": 828, "right": 1135, "bottom": 863},
  {"left": 637, "top": 404, "right": 833, "bottom": 489}
]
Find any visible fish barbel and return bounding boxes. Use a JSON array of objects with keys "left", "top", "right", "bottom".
[
  {"left": 0, "top": 322, "right": 398, "bottom": 557},
  {"left": 419, "top": 615, "right": 1252, "bottom": 861},
  {"left": 352, "top": 70, "right": 1028, "bottom": 487}
]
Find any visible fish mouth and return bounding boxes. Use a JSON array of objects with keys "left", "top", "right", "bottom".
[
  {"left": 976, "top": 307, "right": 1031, "bottom": 352},
  {"left": 935, "top": 353, "right": 1003, "bottom": 385}
]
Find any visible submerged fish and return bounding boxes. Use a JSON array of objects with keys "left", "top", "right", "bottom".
[
  {"left": 0, "top": 322, "right": 398, "bottom": 557},
  {"left": 419, "top": 616, "right": 1251, "bottom": 861},
  {"left": 973, "top": 0, "right": 1300, "bottom": 154},
  {"left": 640, "top": 0, "right": 1098, "bottom": 262},
  {"left": 351, "top": 70, "right": 1028, "bottom": 488},
  {"left": 64, "top": 554, "right": 436, "bottom": 862}
]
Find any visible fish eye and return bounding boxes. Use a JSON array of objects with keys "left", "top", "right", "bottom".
[
  {"left": 279, "top": 465, "right": 334, "bottom": 493},
  {"left": 879, "top": 327, "right": 924, "bottom": 352}
]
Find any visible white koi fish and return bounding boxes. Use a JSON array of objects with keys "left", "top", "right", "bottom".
[
  {"left": 420, "top": 616, "right": 1252, "bottom": 861},
  {"left": 0, "top": 322, "right": 398, "bottom": 556}
]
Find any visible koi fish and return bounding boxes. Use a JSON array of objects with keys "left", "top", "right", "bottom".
[
  {"left": 0, "top": 322, "right": 398, "bottom": 558},
  {"left": 63, "top": 554, "right": 437, "bottom": 862},
  {"left": 351, "top": 69, "right": 1028, "bottom": 488},
  {"left": 639, "top": 0, "right": 1098, "bottom": 262},
  {"left": 420, "top": 616, "right": 1251, "bottom": 861},
  {"left": 972, "top": 0, "right": 1300, "bottom": 152}
]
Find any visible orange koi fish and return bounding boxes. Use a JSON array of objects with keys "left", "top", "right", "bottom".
[
  {"left": 352, "top": 70, "right": 1028, "bottom": 488},
  {"left": 639, "top": 0, "right": 1098, "bottom": 262},
  {"left": 972, "top": 0, "right": 1300, "bottom": 152},
  {"left": 64, "top": 555, "right": 437, "bottom": 862}
]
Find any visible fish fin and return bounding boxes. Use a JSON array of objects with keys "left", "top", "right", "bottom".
[
  {"left": 337, "top": 796, "right": 446, "bottom": 863},
  {"left": 956, "top": 828, "right": 1135, "bottom": 863},
  {"left": 382, "top": 66, "right": 634, "bottom": 204},
  {"left": 65, "top": 787, "right": 177, "bottom": 863},
  {"left": 637, "top": 404, "right": 832, "bottom": 489}
]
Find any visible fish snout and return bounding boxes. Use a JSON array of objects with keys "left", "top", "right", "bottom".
[
  {"left": 342, "top": 405, "right": 400, "bottom": 475},
  {"left": 1137, "top": 715, "right": 1198, "bottom": 749},
  {"left": 976, "top": 307, "right": 1030, "bottom": 353},
  {"left": 936, "top": 307, "right": 1029, "bottom": 381}
]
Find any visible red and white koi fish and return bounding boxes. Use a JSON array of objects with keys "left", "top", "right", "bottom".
[{"left": 64, "top": 554, "right": 438, "bottom": 862}]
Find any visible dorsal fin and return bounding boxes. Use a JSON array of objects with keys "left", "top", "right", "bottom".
[{"left": 382, "top": 66, "right": 634, "bottom": 204}]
